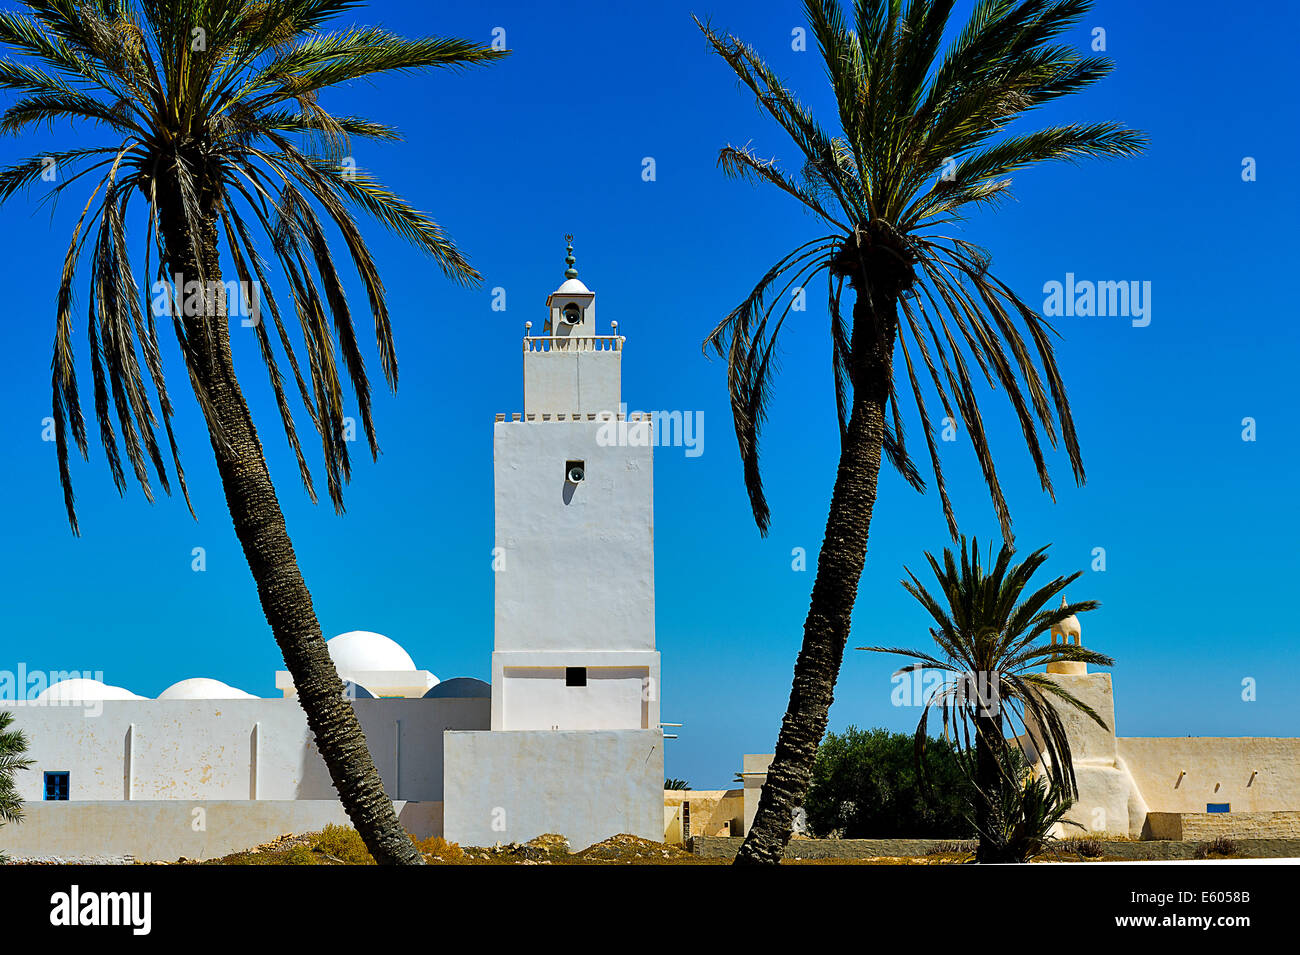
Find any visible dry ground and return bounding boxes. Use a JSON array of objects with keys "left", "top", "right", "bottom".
[
  {"left": 181, "top": 827, "right": 1127, "bottom": 865},
  {"left": 11, "top": 827, "right": 1184, "bottom": 865}
]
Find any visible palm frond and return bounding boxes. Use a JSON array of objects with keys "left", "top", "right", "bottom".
[
  {"left": 698, "top": 0, "right": 1142, "bottom": 537},
  {"left": 0, "top": 0, "right": 507, "bottom": 530},
  {"left": 864, "top": 536, "right": 1108, "bottom": 810}
]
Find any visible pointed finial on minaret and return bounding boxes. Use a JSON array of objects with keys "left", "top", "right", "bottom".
[{"left": 563, "top": 234, "right": 578, "bottom": 279}]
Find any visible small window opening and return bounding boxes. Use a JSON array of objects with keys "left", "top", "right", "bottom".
[
  {"left": 566, "top": 667, "right": 587, "bottom": 687},
  {"left": 44, "top": 771, "right": 69, "bottom": 801}
]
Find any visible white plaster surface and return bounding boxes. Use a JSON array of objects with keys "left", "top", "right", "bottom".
[
  {"left": 5, "top": 697, "right": 488, "bottom": 802},
  {"left": 1022, "top": 673, "right": 1146, "bottom": 836},
  {"left": 1118, "top": 736, "right": 1300, "bottom": 814},
  {"left": 523, "top": 348, "right": 621, "bottom": 416},
  {"left": 0, "top": 800, "right": 440, "bottom": 861},
  {"left": 501, "top": 665, "right": 649, "bottom": 730},
  {"left": 490, "top": 650, "right": 659, "bottom": 731},
  {"left": 442, "top": 729, "right": 664, "bottom": 850},
  {"left": 493, "top": 420, "right": 654, "bottom": 655}
]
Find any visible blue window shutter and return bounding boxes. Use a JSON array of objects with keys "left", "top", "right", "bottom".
[{"left": 43, "top": 771, "right": 69, "bottom": 801}]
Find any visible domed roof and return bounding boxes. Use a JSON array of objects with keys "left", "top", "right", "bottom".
[
  {"left": 36, "top": 678, "right": 144, "bottom": 702},
  {"left": 158, "top": 677, "right": 258, "bottom": 700},
  {"left": 552, "top": 277, "right": 591, "bottom": 296},
  {"left": 326, "top": 631, "right": 417, "bottom": 672},
  {"left": 423, "top": 677, "right": 490, "bottom": 699},
  {"left": 342, "top": 680, "right": 375, "bottom": 700}
]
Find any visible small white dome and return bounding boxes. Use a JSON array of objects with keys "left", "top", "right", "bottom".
[
  {"left": 158, "top": 677, "right": 258, "bottom": 700},
  {"left": 553, "top": 277, "right": 591, "bottom": 296},
  {"left": 36, "top": 678, "right": 144, "bottom": 702},
  {"left": 326, "top": 631, "right": 416, "bottom": 672}
]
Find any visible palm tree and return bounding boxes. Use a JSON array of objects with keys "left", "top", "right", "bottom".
[
  {"left": 0, "top": 711, "right": 33, "bottom": 863},
  {"left": 0, "top": 0, "right": 506, "bottom": 864},
  {"left": 695, "top": 0, "right": 1144, "bottom": 864},
  {"left": 985, "top": 770, "right": 1080, "bottom": 862},
  {"left": 862, "top": 537, "right": 1113, "bottom": 862}
]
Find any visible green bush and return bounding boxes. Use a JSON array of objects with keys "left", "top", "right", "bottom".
[
  {"left": 282, "top": 845, "right": 320, "bottom": 866},
  {"left": 313, "top": 824, "right": 375, "bottom": 865},
  {"left": 804, "top": 726, "right": 976, "bottom": 839}
]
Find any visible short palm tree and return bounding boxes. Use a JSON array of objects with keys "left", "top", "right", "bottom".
[
  {"left": 0, "top": 711, "right": 33, "bottom": 862},
  {"left": 0, "top": 0, "right": 506, "bottom": 864},
  {"left": 695, "top": 0, "right": 1144, "bottom": 864},
  {"left": 862, "top": 537, "right": 1112, "bottom": 862},
  {"left": 974, "top": 767, "right": 1080, "bottom": 862}
]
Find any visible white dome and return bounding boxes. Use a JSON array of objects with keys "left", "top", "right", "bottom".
[
  {"left": 326, "top": 631, "right": 416, "bottom": 672},
  {"left": 36, "top": 678, "right": 144, "bottom": 702},
  {"left": 553, "top": 277, "right": 591, "bottom": 296},
  {"left": 158, "top": 677, "right": 258, "bottom": 700}
]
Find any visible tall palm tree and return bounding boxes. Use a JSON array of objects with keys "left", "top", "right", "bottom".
[
  {"left": 696, "top": 0, "right": 1144, "bottom": 864},
  {"left": 0, "top": 711, "right": 33, "bottom": 863},
  {"left": 862, "top": 537, "right": 1112, "bottom": 862},
  {"left": 0, "top": 0, "right": 506, "bottom": 864}
]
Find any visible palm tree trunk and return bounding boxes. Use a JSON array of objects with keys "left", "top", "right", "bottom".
[
  {"left": 734, "top": 290, "right": 895, "bottom": 866},
  {"left": 974, "top": 709, "right": 1000, "bottom": 863},
  {"left": 159, "top": 196, "right": 421, "bottom": 865},
  {"left": 974, "top": 703, "right": 1005, "bottom": 863}
]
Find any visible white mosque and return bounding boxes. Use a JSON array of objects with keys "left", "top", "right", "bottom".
[
  {"left": 11, "top": 246, "right": 1293, "bottom": 863},
  {"left": 0, "top": 245, "right": 665, "bottom": 861}
]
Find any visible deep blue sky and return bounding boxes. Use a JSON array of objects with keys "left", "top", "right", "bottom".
[{"left": 2, "top": 1, "right": 1297, "bottom": 789}]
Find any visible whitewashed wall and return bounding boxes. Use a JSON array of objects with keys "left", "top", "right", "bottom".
[
  {"left": 442, "top": 728, "right": 664, "bottom": 850},
  {"left": 1119, "top": 736, "right": 1300, "bottom": 814},
  {"left": 493, "top": 420, "right": 655, "bottom": 654},
  {"left": 4, "top": 697, "right": 489, "bottom": 803},
  {"left": 500, "top": 665, "right": 648, "bottom": 730},
  {"left": 0, "top": 800, "right": 442, "bottom": 861},
  {"left": 523, "top": 347, "right": 621, "bottom": 415}
]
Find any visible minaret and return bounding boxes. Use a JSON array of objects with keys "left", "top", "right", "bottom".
[
  {"left": 519, "top": 234, "right": 621, "bottom": 415},
  {"left": 1027, "top": 596, "right": 1142, "bottom": 839},
  {"left": 1047, "top": 595, "right": 1086, "bottom": 675},
  {"left": 489, "top": 239, "right": 660, "bottom": 731}
]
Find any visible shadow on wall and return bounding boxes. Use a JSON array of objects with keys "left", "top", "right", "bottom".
[
  {"left": 397, "top": 801, "right": 443, "bottom": 840},
  {"left": 294, "top": 732, "right": 338, "bottom": 800}
]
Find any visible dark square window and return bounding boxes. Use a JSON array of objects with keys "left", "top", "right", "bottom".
[
  {"left": 44, "top": 771, "right": 69, "bottom": 801},
  {"left": 1207, "top": 803, "right": 1230, "bottom": 813},
  {"left": 565, "top": 667, "right": 587, "bottom": 687}
]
